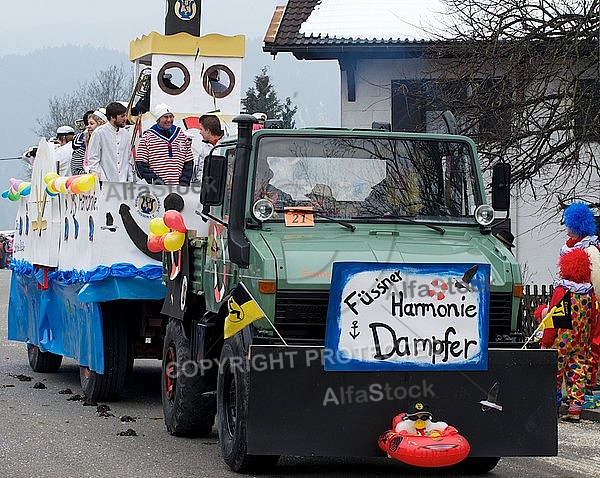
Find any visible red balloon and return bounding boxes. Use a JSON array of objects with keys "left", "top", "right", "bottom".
[
  {"left": 147, "top": 234, "right": 163, "bottom": 253},
  {"left": 163, "top": 210, "right": 186, "bottom": 233},
  {"left": 158, "top": 233, "right": 168, "bottom": 252}
]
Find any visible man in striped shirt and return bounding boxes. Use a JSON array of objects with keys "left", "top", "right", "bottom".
[{"left": 135, "top": 103, "right": 194, "bottom": 185}]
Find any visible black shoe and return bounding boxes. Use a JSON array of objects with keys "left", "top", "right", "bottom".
[{"left": 560, "top": 413, "right": 581, "bottom": 423}]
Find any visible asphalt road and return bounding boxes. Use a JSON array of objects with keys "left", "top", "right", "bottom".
[{"left": 1, "top": 269, "right": 600, "bottom": 478}]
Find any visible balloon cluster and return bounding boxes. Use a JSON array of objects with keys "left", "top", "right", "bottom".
[
  {"left": 147, "top": 210, "right": 187, "bottom": 252},
  {"left": 2, "top": 178, "right": 32, "bottom": 201},
  {"left": 43, "top": 173, "right": 96, "bottom": 196}
]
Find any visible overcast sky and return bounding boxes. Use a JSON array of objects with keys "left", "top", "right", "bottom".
[{"left": 0, "top": 0, "right": 282, "bottom": 57}]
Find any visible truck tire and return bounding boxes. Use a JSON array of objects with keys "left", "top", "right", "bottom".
[
  {"left": 162, "top": 317, "right": 216, "bottom": 437},
  {"left": 217, "top": 334, "right": 279, "bottom": 473},
  {"left": 27, "top": 344, "right": 62, "bottom": 373},
  {"left": 449, "top": 457, "right": 501, "bottom": 474},
  {"left": 79, "top": 307, "right": 128, "bottom": 401}
]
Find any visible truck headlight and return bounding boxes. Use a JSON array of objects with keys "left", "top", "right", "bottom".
[
  {"left": 474, "top": 204, "right": 495, "bottom": 226},
  {"left": 252, "top": 198, "right": 275, "bottom": 221}
]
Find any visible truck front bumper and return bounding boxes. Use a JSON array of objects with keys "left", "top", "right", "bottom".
[{"left": 247, "top": 346, "right": 557, "bottom": 458}]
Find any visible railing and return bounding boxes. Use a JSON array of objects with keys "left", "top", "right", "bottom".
[{"left": 519, "top": 284, "right": 554, "bottom": 340}]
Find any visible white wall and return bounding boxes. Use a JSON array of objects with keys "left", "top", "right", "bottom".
[{"left": 341, "top": 58, "right": 428, "bottom": 128}]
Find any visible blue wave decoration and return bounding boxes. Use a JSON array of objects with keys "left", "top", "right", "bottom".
[{"left": 10, "top": 259, "right": 162, "bottom": 284}]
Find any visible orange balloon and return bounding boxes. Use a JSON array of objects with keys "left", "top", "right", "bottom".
[
  {"left": 47, "top": 178, "right": 59, "bottom": 194},
  {"left": 69, "top": 181, "right": 81, "bottom": 194}
]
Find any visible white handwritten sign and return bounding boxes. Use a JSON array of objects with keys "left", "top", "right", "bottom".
[{"left": 324, "top": 262, "right": 490, "bottom": 371}]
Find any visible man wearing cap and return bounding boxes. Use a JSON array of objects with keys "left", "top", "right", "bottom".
[
  {"left": 55, "top": 125, "right": 75, "bottom": 176},
  {"left": 87, "top": 102, "right": 134, "bottom": 182},
  {"left": 135, "top": 103, "right": 193, "bottom": 186}
]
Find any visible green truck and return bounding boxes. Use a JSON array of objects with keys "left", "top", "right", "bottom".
[{"left": 161, "top": 114, "right": 557, "bottom": 473}]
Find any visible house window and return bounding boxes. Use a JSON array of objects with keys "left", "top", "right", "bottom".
[
  {"left": 574, "top": 78, "right": 600, "bottom": 141},
  {"left": 391, "top": 80, "right": 468, "bottom": 133},
  {"left": 475, "top": 77, "right": 512, "bottom": 139},
  {"left": 391, "top": 78, "right": 512, "bottom": 138},
  {"left": 391, "top": 80, "right": 426, "bottom": 132}
]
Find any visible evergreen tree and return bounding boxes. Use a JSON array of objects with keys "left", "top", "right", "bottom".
[{"left": 241, "top": 66, "right": 297, "bottom": 128}]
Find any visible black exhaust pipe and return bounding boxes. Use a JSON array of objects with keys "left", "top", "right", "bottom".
[{"left": 227, "top": 114, "right": 257, "bottom": 268}]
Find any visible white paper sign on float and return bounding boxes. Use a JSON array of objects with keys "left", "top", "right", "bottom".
[{"left": 324, "top": 262, "right": 490, "bottom": 371}]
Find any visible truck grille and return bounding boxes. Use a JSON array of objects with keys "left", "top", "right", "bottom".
[{"left": 274, "top": 290, "right": 513, "bottom": 344}]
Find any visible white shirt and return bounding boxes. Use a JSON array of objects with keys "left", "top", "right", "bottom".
[
  {"left": 87, "top": 123, "right": 134, "bottom": 182},
  {"left": 55, "top": 141, "right": 72, "bottom": 176}
]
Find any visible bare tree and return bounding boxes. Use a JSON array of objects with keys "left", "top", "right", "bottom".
[
  {"left": 411, "top": 0, "right": 600, "bottom": 207},
  {"left": 36, "top": 64, "right": 133, "bottom": 139}
]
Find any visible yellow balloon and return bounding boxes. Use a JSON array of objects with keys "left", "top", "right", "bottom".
[
  {"left": 17, "top": 181, "right": 30, "bottom": 193},
  {"left": 44, "top": 172, "right": 59, "bottom": 184},
  {"left": 149, "top": 217, "right": 170, "bottom": 236},
  {"left": 77, "top": 174, "right": 95, "bottom": 193},
  {"left": 163, "top": 231, "right": 186, "bottom": 252}
]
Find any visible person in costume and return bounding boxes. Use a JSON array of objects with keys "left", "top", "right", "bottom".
[
  {"left": 135, "top": 103, "right": 193, "bottom": 186},
  {"left": 535, "top": 246, "right": 596, "bottom": 421},
  {"left": 560, "top": 202, "right": 600, "bottom": 394}
]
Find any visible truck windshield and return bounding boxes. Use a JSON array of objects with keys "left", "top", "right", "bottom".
[{"left": 252, "top": 135, "right": 482, "bottom": 221}]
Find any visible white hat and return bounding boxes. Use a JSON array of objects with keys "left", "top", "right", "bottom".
[
  {"left": 153, "top": 103, "right": 173, "bottom": 120},
  {"left": 56, "top": 125, "right": 75, "bottom": 134},
  {"left": 93, "top": 110, "right": 108, "bottom": 123},
  {"left": 253, "top": 112, "right": 267, "bottom": 122}
]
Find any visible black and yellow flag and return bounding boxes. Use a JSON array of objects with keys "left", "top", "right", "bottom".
[
  {"left": 224, "top": 283, "right": 266, "bottom": 339},
  {"left": 540, "top": 295, "right": 572, "bottom": 330}
]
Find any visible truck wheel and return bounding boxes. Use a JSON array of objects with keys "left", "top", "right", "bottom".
[
  {"left": 217, "top": 334, "right": 279, "bottom": 473},
  {"left": 27, "top": 344, "right": 62, "bottom": 373},
  {"left": 449, "top": 457, "right": 500, "bottom": 474},
  {"left": 79, "top": 307, "right": 127, "bottom": 401},
  {"left": 162, "top": 318, "right": 216, "bottom": 437}
]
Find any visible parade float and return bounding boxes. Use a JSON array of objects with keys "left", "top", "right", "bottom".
[
  {"left": 6, "top": 0, "right": 242, "bottom": 401},
  {"left": 6, "top": 2, "right": 560, "bottom": 475}
]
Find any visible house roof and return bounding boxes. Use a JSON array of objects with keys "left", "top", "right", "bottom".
[{"left": 264, "top": 0, "right": 445, "bottom": 59}]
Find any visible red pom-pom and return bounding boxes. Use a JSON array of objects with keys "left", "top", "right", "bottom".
[{"left": 558, "top": 248, "right": 591, "bottom": 283}]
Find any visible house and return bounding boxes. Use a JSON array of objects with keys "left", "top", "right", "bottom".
[{"left": 263, "top": 0, "right": 600, "bottom": 285}]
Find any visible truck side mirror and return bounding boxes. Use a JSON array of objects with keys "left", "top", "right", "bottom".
[
  {"left": 200, "top": 154, "right": 227, "bottom": 207},
  {"left": 492, "top": 162, "right": 511, "bottom": 211}
]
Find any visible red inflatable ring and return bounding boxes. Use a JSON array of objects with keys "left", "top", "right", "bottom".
[{"left": 378, "top": 425, "right": 470, "bottom": 468}]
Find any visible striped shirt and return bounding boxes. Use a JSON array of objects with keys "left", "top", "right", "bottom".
[
  {"left": 136, "top": 125, "right": 193, "bottom": 185},
  {"left": 71, "top": 131, "right": 86, "bottom": 175}
]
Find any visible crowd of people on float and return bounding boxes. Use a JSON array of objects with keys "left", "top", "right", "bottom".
[{"left": 20, "top": 101, "right": 252, "bottom": 185}]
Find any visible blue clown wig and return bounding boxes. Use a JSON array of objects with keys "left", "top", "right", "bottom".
[{"left": 563, "top": 202, "right": 596, "bottom": 238}]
